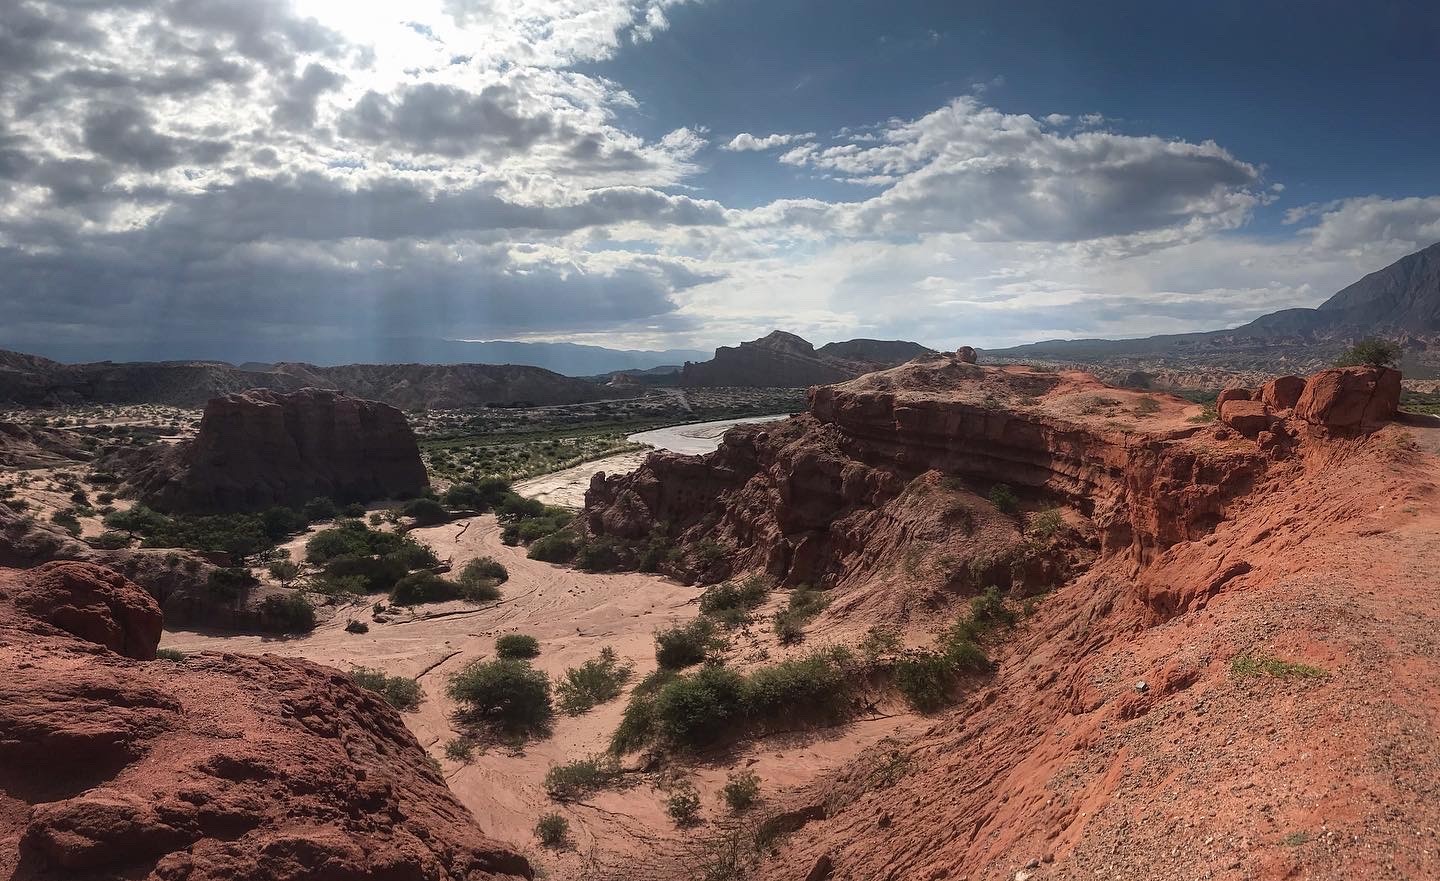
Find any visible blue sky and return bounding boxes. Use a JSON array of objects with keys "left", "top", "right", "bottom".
[{"left": 2, "top": 0, "right": 1438, "bottom": 361}]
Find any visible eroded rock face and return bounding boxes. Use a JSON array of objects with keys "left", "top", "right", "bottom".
[
  {"left": 0, "top": 562, "right": 530, "bottom": 881},
  {"left": 1260, "top": 374, "right": 1306, "bottom": 411},
  {"left": 587, "top": 362, "right": 1268, "bottom": 592},
  {"left": 1294, "top": 366, "right": 1401, "bottom": 433},
  {"left": 126, "top": 387, "right": 428, "bottom": 512},
  {"left": 1218, "top": 398, "right": 1277, "bottom": 438}
]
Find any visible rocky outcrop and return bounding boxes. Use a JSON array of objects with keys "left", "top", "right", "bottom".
[
  {"left": 680, "top": 331, "right": 934, "bottom": 388},
  {"left": 0, "top": 562, "right": 530, "bottom": 881},
  {"left": 587, "top": 362, "right": 1270, "bottom": 604},
  {"left": 121, "top": 388, "right": 428, "bottom": 512},
  {"left": 1293, "top": 365, "right": 1401, "bottom": 433}
]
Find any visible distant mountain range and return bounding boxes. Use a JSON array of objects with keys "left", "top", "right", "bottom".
[
  {"left": 989, "top": 241, "right": 1440, "bottom": 375},
  {"left": 0, "top": 351, "right": 630, "bottom": 409},
  {"left": 0, "top": 337, "right": 711, "bottom": 378},
  {"left": 680, "top": 331, "right": 936, "bottom": 387}
]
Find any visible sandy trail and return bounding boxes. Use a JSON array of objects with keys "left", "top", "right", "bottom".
[
  {"left": 512, "top": 450, "right": 649, "bottom": 509},
  {"left": 162, "top": 513, "right": 916, "bottom": 878}
]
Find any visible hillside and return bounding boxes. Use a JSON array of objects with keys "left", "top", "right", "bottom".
[
  {"left": 680, "top": 330, "right": 934, "bottom": 387},
  {"left": 991, "top": 241, "right": 1440, "bottom": 372},
  {"left": 0, "top": 349, "right": 627, "bottom": 409},
  {"left": 578, "top": 353, "right": 1440, "bottom": 880}
]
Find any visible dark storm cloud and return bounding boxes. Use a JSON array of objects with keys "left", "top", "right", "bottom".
[
  {"left": 271, "top": 63, "right": 347, "bottom": 130},
  {"left": 339, "top": 82, "right": 562, "bottom": 159},
  {"left": 81, "top": 105, "right": 232, "bottom": 171}
]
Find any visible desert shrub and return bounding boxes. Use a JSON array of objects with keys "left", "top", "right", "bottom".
[
  {"left": 609, "top": 669, "right": 676, "bottom": 754},
  {"left": 544, "top": 753, "right": 625, "bottom": 800},
  {"left": 154, "top": 648, "right": 185, "bottom": 662},
  {"left": 88, "top": 530, "right": 131, "bottom": 550},
  {"left": 312, "top": 574, "right": 368, "bottom": 596},
  {"left": 302, "top": 497, "right": 338, "bottom": 521},
  {"left": 461, "top": 556, "right": 509, "bottom": 584},
  {"left": 349, "top": 667, "right": 422, "bottom": 709},
  {"left": 50, "top": 509, "right": 82, "bottom": 536},
  {"left": 447, "top": 657, "right": 553, "bottom": 734},
  {"left": 390, "top": 571, "right": 459, "bottom": 605},
  {"left": 457, "top": 578, "right": 501, "bottom": 603},
  {"left": 771, "top": 586, "right": 829, "bottom": 644},
  {"left": 495, "top": 633, "right": 541, "bottom": 659},
  {"left": 721, "top": 770, "right": 760, "bottom": 812},
  {"left": 345, "top": 619, "right": 369, "bottom": 634},
  {"left": 575, "top": 535, "right": 629, "bottom": 571},
  {"left": 402, "top": 497, "right": 449, "bottom": 525},
  {"left": 442, "top": 478, "right": 512, "bottom": 511},
  {"left": 692, "top": 539, "right": 726, "bottom": 569},
  {"left": 261, "top": 506, "right": 308, "bottom": 540},
  {"left": 699, "top": 576, "right": 770, "bottom": 628},
  {"left": 340, "top": 502, "right": 366, "bottom": 518},
  {"left": 258, "top": 592, "right": 316, "bottom": 633},
  {"left": 527, "top": 529, "right": 582, "bottom": 563},
  {"left": 96, "top": 491, "right": 115, "bottom": 504},
  {"left": 987, "top": 483, "right": 1019, "bottom": 515},
  {"left": 742, "top": 647, "right": 854, "bottom": 724},
  {"left": 650, "top": 665, "right": 747, "bottom": 748},
  {"left": 860, "top": 625, "right": 903, "bottom": 662},
  {"left": 892, "top": 649, "right": 955, "bottom": 712},
  {"left": 534, "top": 813, "right": 569, "bottom": 848},
  {"left": 268, "top": 558, "right": 301, "bottom": 585},
  {"left": 206, "top": 566, "right": 256, "bottom": 601},
  {"left": 1134, "top": 396, "right": 1161, "bottom": 415},
  {"left": 1026, "top": 508, "right": 1064, "bottom": 539},
  {"left": 638, "top": 531, "right": 679, "bottom": 572},
  {"left": 445, "top": 737, "right": 477, "bottom": 762},
  {"left": 1335, "top": 337, "right": 1401, "bottom": 369},
  {"left": 1230, "top": 652, "right": 1328, "bottom": 680},
  {"left": 655, "top": 617, "right": 722, "bottom": 669},
  {"left": 556, "top": 647, "right": 633, "bottom": 715},
  {"left": 666, "top": 784, "right": 702, "bottom": 826}
]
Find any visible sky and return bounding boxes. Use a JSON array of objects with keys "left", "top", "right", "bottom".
[{"left": 3, "top": 0, "right": 1440, "bottom": 361}]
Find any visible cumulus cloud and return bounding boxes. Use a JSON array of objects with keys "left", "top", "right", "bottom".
[{"left": 722, "top": 131, "right": 816, "bottom": 151}]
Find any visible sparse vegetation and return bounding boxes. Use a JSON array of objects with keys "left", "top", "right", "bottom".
[
  {"left": 1026, "top": 508, "right": 1064, "bottom": 539},
  {"left": 699, "top": 576, "right": 771, "bottom": 628},
  {"left": 1335, "top": 337, "right": 1401, "bottom": 369},
  {"left": 444, "top": 736, "right": 478, "bottom": 762},
  {"left": 987, "top": 483, "right": 1019, "bottom": 515},
  {"left": 258, "top": 592, "right": 316, "bottom": 634},
  {"left": 526, "top": 528, "right": 583, "bottom": 563},
  {"left": 721, "top": 770, "right": 761, "bottom": 812},
  {"left": 534, "top": 813, "right": 570, "bottom": 848},
  {"left": 349, "top": 667, "right": 422, "bottom": 709},
  {"left": 772, "top": 585, "right": 829, "bottom": 644},
  {"left": 893, "top": 587, "right": 1011, "bottom": 711},
  {"left": 154, "top": 648, "right": 185, "bottom": 662},
  {"left": 655, "top": 617, "right": 724, "bottom": 669},
  {"left": 402, "top": 497, "right": 449, "bottom": 525},
  {"left": 1230, "top": 652, "right": 1328, "bottom": 680},
  {"left": 556, "top": 647, "right": 634, "bottom": 715},
  {"left": 495, "top": 633, "right": 541, "bottom": 659},
  {"left": 544, "top": 753, "right": 626, "bottom": 800},
  {"left": 345, "top": 619, "right": 369, "bottom": 634},
  {"left": 666, "top": 784, "right": 702, "bottom": 826},
  {"left": 389, "top": 570, "right": 461, "bottom": 605},
  {"left": 448, "top": 657, "right": 553, "bottom": 735}
]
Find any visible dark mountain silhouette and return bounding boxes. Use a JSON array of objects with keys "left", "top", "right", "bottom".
[{"left": 680, "top": 331, "right": 935, "bottom": 387}]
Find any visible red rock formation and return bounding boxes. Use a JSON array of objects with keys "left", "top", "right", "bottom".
[
  {"left": 955, "top": 346, "right": 978, "bottom": 364},
  {"left": 1260, "top": 374, "right": 1306, "bottom": 410},
  {"left": 122, "top": 387, "right": 428, "bottom": 512},
  {"left": 0, "top": 562, "right": 530, "bottom": 881},
  {"left": 1218, "top": 398, "right": 1277, "bottom": 437},
  {"left": 680, "top": 331, "right": 933, "bottom": 388},
  {"left": 1293, "top": 365, "right": 1401, "bottom": 433}
]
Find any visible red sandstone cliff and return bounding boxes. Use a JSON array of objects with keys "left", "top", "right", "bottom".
[
  {"left": 118, "top": 387, "right": 429, "bottom": 512},
  {"left": 0, "top": 561, "right": 531, "bottom": 881}
]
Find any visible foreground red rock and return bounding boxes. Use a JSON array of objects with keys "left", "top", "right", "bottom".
[
  {"left": 117, "top": 387, "right": 429, "bottom": 512},
  {"left": 0, "top": 562, "right": 530, "bottom": 881}
]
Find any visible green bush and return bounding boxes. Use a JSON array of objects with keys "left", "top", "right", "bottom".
[
  {"left": 349, "top": 667, "right": 422, "bottom": 709},
  {"left": 655, "top": 618, "right": 722, "bottom": 669},
  {"left": 743, "top": 647, "right": 854, "bottom": 724},
  {"left": 699, "top": 576, "right": 771, "bottom": 628},
  {"left": 88, "top": 530, "right": 131, "bottom": 550},
  {"left": 303, "top": 497, "right": 338, "bottom": 521},
  {"left": 261, "top": 506, "right": 308, "bottom": 540},
  {"left": 455, "top": 556, "right": 507, "bottom": 602},
  {"left": 544, "top": 753, "right": 625, "bottom": 800},
  {"left": 50, "top": 509, "right": 81, "bottom": 536},
  {"left": 666, "top": 784, "right": 702, "bottom": 826},
  {"left": 772, "top": 586, "right": 829, "bottom": 644},
  {"left": 609, "top": 669, "right": 675, "bottom": 754},
  {"left": 259, "top": 592, "right": 316, "bottom": 633},
  {"left": 447, "top": 657, "right": 553, "bottom": 734},
  {"left": 206, "top": 566, "right": 256, "bottom": 601},
  {"left": 445, "top": 736, "right": 477, "bottom": 762},
  {"left": 527, "top": 529, "right": 583, "bottom": 563},
  {"left": 557, "top": 647, "right": 634, "bottom": 715},
  {"left": 268, "top": 559, "right": 301, "bottom": 585},
  {"left": 535, "top": 813, "right": 569, "bottom": 848},
  {"left": 892, "top": 648, "right": 955, "bottom": 712},
  {"left": 442, "top": 478, "right": 512, "bottom": 511},
  {"left": 1335, "top": 337, "right": 1401, "bottom": 369},
  {"left": 390, "top": 571, "right": 459, "bottom": 605},
  {"left": 1026, "top": 508, "right": 1064, "bottom": 539},
  {"left": 651, "top": 665, "right": 747, "bottom": 747},
  {"left": 575, "top": 535, "right": 630, "bottom": 571},
  {"left": 402, "top": 497, "right": 449, "bottom": 525},
  {"left": 721, "top": 770, "right": 760, "bottom": 812},
  {"left": 987, "top": 483, "right": 1019, "bottom": 515},
  {"left": 154, "top": 648, "right": 185, "bottom": 662},
  {"left": 496, "top": 633, "right": 541, "bottom": 659}
]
